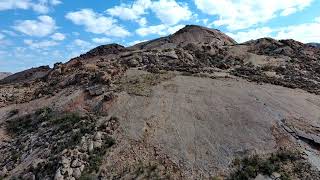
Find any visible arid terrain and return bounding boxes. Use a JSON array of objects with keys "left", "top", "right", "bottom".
[
  {"left": 0, "top": 73, "right": 12, "bottom": 80},
  {"left": 1, "top": 25, "right": 320, "bottom": 180}
]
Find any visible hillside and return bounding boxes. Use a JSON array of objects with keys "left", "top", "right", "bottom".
[
  {"left": 1, "top": 25, "right": 320, "bottom": 180},
  {"left": 0, "top": 72, "right": 12, "bottom": 80}
]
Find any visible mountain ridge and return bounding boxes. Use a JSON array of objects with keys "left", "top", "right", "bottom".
[{"left": 1, "top": 25, "right": 320, "bottom": 180}]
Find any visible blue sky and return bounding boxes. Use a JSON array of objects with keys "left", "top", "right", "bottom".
[{"left": 0, "top": 0, "right": 320, "bottom": 72}]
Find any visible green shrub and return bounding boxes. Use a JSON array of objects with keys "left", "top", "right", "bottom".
[
  {"left": 85, "top": 137, "right": 115, "bottom": 173},
  {"left": 79, "top": 174, "right": 98, "bottom": 180},
  {"left": 6, "top": 114, "right": 34, "bottom": 135},
  {"left": 228, "top": 150, "right": 302, "bottom": 180}
]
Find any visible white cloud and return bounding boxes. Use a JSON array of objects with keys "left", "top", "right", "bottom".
[
  {"left": 73, "top": 39, "right": 91, "bottom": 48},
  {"left": 0, "top": 33, "right": 4, "bottom": 40},
  {"left": 136, "top": 24, "right": 184, "bottom": 36},
  {"left": 227, "top": 18, "right": 320, "bottom": 43},
  {"left": 50, "top": 0, "right": 61, "bottom": 5},
  {"left": 92, "top": 37, "right": 112, "bottom": 44},
  {"left": 275, "top": 23, "right": 320, "bottom": 43},
  {"left": 32, "top": 2, "right": 49, "bottom": 14},
  {"left": 137, "top": 17, "right": 147, "bottom": 26},
  {"left": 0, "top": 0, "right": 62, "bottom": 13},
  {"left": 0, "top": 0, "right": 30, "bottom": 11},
  {"left": 227, "top": 27, "right": 274, "bottom": 43},
  {"left": 2, "top": 30, "right": 18, "bottom": 36},
  {"left": 195, "top": 0, "right": 314, "bottom": 30},
  {"left": 24, "top": 39, "right": 58, "bottom": 48},
  {"left": 315, "top": 17, "right": 320, "bottom": 23},
  {"left": 66, "top": 9, "right": 130, "bottom": 37},
  {"left": 106, "top": 0, "right": 151, "bottom": 26},
  {"left": 280, "top": 7, "right": 296, "bottom": 16},
  {"left": 151, "top": 0, "right": 192, "bottom": 25},
  {"left": 13, "top": 15, "right": 57, "bottom": 37},
  {"left": 51, "top": 32, "right": 65, "bottom": 41},
  {"left": 106, "top": 0, "right": 191, "bottom": 26}
]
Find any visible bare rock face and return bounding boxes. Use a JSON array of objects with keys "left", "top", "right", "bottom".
[{"left": 1, "top": 25, "right": 320, "bottom": 179}]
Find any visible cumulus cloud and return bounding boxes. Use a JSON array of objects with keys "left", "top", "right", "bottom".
[
  {"left": 275, "top": 22, "right": 320, "bottom": 43},
  {"left": 50, "top": 0, "right": 61, "bottom": 5},
  {"left": 106, "top": 0, "right": 151, "bottom": 26},
  {"left": 0, "top": 0, "right": 30, "bottom": 11},
  {"left": 227, "top": 27, "right": 274, "bottom": 43},
  {"left": 227, "top": 18, "right": 320, "bottom": 43},
  {"left": 24, "top": 39, "right": 58, "bottom": 48},
  {"left": 65, "top": 9, "right": 130, "bottom": 37},
  {"left": 92, "top": 37, "right": 112, "bottom": 44},
  {"left": 137, "top": 17, "right": 147, "bottom": 26},
  {"left": 32, "top": 2, "right": 49, "bottom": 14},
  {"left": 73, "top": 39, "right": 92, "bottom": 48},
  {"left": 195, "top": 0, "right": 314, "bottom": 30},
  {"left": 13, "top": 15, "right": 57, "bottom": 37},
  {"left": 151, "top": 0, "right": 191, "bottom": 25},
  {"left": 106, "top": 0, "right": 191, "bottom": 26},
  {"left": 136, "top": 24, "right": 184, "bottom": 36},
  {"left": 50, "top": 32, "right": 65, "bottom": 41},
  {"left": 0, "top": 0, "right": 62, "bottom": 13}
]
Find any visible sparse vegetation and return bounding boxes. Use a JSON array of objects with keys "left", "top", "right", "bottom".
[
  {"left": 131, "top": 161, "right": 170, "bottom": 180},
  {"left": 79, "top": 174, "right": 98, "bottom": 180},
  {"left": 6, "top": 114, "right": 35, "bottom": 135},
  {"left": 86, "top": 137, "right": 115, "bottom": 173},
  {"left": 79, "top": 136, "right": 115, "bottom": 179},
  {"left": 228, "top": 149, "right": 316, "bottom": 180},
  {"left": 4, "top": 107, "right": 101, "bottom": 179},
  {"left": 121, "top": 72, "right": 175, "bottom": 96}
]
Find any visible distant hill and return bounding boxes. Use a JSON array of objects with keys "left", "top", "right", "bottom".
[
  {"left": 307, "top": 43, "right": 320, "bottom": 48},
  {"left": 0, "top": 66, "right": 50, "bottom": 84},
  {"left": 0, "top": 72, "right": 12, "bottom": 80}
]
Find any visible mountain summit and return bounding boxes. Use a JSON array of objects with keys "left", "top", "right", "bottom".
[
  {"left": 1, "top": 25, "right": 320, "bottom": 180},
  {"left": 131, "top": 25, "right": 236, "bottom": 50}
]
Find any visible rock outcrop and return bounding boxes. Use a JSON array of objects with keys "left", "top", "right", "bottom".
[{"left": 0, "top": 25, "right": 320, "bottom": 179}]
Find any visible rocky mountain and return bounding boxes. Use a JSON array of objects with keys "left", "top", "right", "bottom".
[
  {"left": 0, "top": 66, "right": 50, "bottom": 84},
  {"left": 0, "top": 72, "right": 12, "bottom": 80},
  {"left": 130, "top": 25, "right": 236, "bottom": 50},
  {"left": 1, "top": 25, "right": 320, "bottom": 180},
  {"left": 308, "top": 43, "right": 320, "bottom": 48}
]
